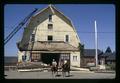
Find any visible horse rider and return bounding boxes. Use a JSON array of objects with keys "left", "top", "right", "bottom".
[
  {"left": 62, "top": 60, "right": 70, "bottom": 77},
  {"left": 52, "top": 59, "right": 57, "bottom": 67}
]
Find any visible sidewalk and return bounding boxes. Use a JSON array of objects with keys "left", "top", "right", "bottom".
[
  {"left": 70, "top": 70, "right": 94, "bottom": 73},
  {"left": 94, "top": 70, "right": 115, "bottom": 73}
]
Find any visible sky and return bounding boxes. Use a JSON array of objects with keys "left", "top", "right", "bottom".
[{"left": 4, "top": 4, "right": 115, "bottom": 56}]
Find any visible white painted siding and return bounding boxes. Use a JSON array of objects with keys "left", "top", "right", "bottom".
[
  {"left": 33, "top": 14, "right": 79, "bottom": 48},
  {"left": 70, "top": 52, "right": 80, "bottom": 67}
]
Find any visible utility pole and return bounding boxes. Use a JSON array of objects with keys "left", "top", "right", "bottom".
[{"left": 95, "top": 20, "right": 98, "bottom": 67}]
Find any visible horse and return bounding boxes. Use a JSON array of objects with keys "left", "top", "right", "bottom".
[{"left": 51, "top": 62, "right": 58, "bottom": 77}]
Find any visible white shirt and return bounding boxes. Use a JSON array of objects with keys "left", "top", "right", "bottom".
[{"left": 52, "top": 61, "right": 57, "bottom": 67}]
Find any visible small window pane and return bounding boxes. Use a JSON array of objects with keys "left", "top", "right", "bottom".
[
  {"left": 31, "top": 34, "right": 35, "bottom": 42},
  {"left": 73, "top": 56, "right": 77, "bottom": 61},
  {"left": 48, "top": 24, "right": 53, "bottom": 30},
  {"left": 66, "top": 35, "right": 69, "bottom": 42},
  {"left": 48, "top": 35, "right": 53, "bottom": 41},
  {"left": 49, "top": 15, "right": 52, "bottom": 22}
]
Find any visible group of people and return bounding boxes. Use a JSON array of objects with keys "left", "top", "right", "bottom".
[{"left": 51, "top": 59, "right": 70, "bottom": 77}]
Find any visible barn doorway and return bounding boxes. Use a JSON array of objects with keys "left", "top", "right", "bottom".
[{"left": 41, "top": 53, "right": 60, "bottom": 65}]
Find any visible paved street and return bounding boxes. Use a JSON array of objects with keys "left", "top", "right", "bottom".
[{"left": 4, "top": 70, "right": 115, "bottom": 79}]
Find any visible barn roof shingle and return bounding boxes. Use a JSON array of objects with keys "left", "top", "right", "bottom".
[
  {"left": 83, "top": 49, "right": 103, "bottom": 57},
  {"left": 18, "top": 41, "right": 79, "bottom": 51}
]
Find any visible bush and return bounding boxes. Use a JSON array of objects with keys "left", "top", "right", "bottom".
[
  {"left": 89, "top": 66, "right": 99, "bottom": 71},
  {"left": 106, "top": 63, "right": 115, "bottom": 70},
  {"left": 105, "top": 65, "right": 111, "bottom": 70}
]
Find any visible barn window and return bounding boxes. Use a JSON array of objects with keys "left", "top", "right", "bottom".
[
  {"left": 48, "top": 35, "right": 53, "bottom": 41},
  {"left": 65, "top": 35, "right": 69, "bottom": 42},
  {"left": 49, "top": 15, "right": 52, "bottom": 22},
  {"left": 73, "top": 56, "right": 77, "bottom": 61},
  {"left": 48, "top": 24, "right": 53, "bottom": 30},
  {"left": 31, "top": 34, "right": 35, "bottom": 42},
  {"left": 61, "top": 53, "right": 70, "bottom": 60}
]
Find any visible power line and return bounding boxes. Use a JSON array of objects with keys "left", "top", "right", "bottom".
[{"left": 7, "top": 28, "right": 114, "bottom": 33}]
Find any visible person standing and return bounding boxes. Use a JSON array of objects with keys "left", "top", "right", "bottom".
[{"left": 51, "top": 59, "right": 57, "bottom": 77}]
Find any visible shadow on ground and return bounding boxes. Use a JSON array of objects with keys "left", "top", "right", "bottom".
[{"left": 55, "top": 74, "right": 73, "bottom": 77}]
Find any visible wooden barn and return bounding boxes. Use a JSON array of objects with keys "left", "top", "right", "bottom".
[{"left": 17, "top": 5, "right": 81, "bottom": 67}]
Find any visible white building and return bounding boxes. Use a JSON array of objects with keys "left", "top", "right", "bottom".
[{"left": 17, "top": 5, "right": 81, "bottom": 67}]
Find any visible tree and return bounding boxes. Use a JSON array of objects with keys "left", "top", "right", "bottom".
[
  {"left": 105, "top": 46, "right": 112, "bottom": 53},
  {"left": 78, "top": 43, "right": 84, "bottom": 57}
]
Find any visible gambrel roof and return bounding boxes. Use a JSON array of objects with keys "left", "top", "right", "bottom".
[
  {"left": 33, "top": 4, "right": 73, "bottom": 27},
  {"left": 31, "top": 4, "right": 80, "bottom": 42},
  {"left": 18, "top": 5, "right": 80, "bottom": 49}
]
